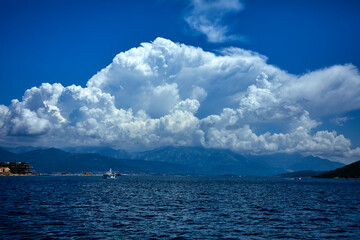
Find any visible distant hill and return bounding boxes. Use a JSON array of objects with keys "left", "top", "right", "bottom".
[
  {"left": 62, "top": 146, "right": 131, "bottom": 159},
  {"left": 0, "top": 148, "right": 18, "bottom": 161},
  {"left": 288, "top": 156, "right": 345, "bottom": 171},
  {"left": 132, "top": 146, "right": 277, "bottom": 176},
  {"left": 274, "top": 170, "right": 325, "bottom": 178},
  {"left": 1, "top": 146, "right": 46, "bottom": 154},
  {"left": 0, "top": 146, "right": 346, "bottom": 176},
  {"left": 315, "top": 160, "right": 360, "bottom": 179},
  {"left": 248, "top": 153, "right": 344, "bottom": 172},
  {"left": 134, "top": 147, "right": 345, "bottom": 175},
  {"left": 62, "top": 145, "right": 275, "bottom": 175},
  {"left": 0, "top": 147, "right": 194, "bottom": 174}
]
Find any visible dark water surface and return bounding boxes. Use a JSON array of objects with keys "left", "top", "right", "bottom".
[{"left": 0, "top": 176, "right": 359, "bottom": 239}]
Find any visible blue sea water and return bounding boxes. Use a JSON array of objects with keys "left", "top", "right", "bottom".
[{"left": 0, "top": 176, "right": 359, "bottom": 239}]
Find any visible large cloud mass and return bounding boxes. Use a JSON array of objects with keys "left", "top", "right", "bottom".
[{"left": 1, "top": 38, "right": 360, "bottom": 163}]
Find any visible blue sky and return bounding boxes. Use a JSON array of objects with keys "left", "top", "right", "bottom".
[
  {"left": 1, "top": 0, "right": 359, "bottom": 103},
  {"left": 0, "top": 0, "right": 360, "bottom": 163}
]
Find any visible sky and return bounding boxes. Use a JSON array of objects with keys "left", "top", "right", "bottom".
[{"left": 0, "top": 0, "right": 360, "bottom": 163}]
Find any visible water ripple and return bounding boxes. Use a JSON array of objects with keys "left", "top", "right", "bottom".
[{"left": 0, "top": 176, "right": 359, "bottom": 239}]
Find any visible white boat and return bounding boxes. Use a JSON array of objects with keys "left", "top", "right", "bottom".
[{"left": 103, "top": 168, "right": 117, "bottom": 179}]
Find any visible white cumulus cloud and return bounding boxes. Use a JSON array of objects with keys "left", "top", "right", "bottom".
[{"left": 1, "top": 38, "right": 360, "bottom": 163}]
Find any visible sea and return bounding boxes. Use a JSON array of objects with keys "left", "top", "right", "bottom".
[{"left": 0, "top": 176, "right": 359, "bottom": 240}]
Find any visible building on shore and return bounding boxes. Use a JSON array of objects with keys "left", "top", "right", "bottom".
[
  {"left": 0, "top": 167, "right": 10, "bottom": 173},
  {"left": 0, "top": 161, "right": 33, "bottom": 175}
]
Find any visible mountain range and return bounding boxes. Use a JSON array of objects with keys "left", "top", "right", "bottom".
[
  {"left": 315, "top": 160, "right": 360, "bottom": 178},
  {"left": 0, "top": 146, "right": 346, "bottom": 176}
]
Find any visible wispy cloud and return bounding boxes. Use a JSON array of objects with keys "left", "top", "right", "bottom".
[
  {"left": 331, "top": 116, "right": 353, "bottom": 126},
  {"left": 185, "top": 0, "right": 244, "bottom": 43}
]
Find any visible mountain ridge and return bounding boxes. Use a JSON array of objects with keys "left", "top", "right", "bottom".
[
  {"left": 0, "top": 146, "right": 346, "bottom": 176},
  {"left": 315, "top": 160, "right": 360, "bottom": 178}
]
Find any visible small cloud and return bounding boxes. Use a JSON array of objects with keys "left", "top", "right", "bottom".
[
  {"left": 331, "top": 116, "right": 353, "bottom": 126},
  {"left": 185, "top": 0, "right": 244, "bottom": 43}
]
